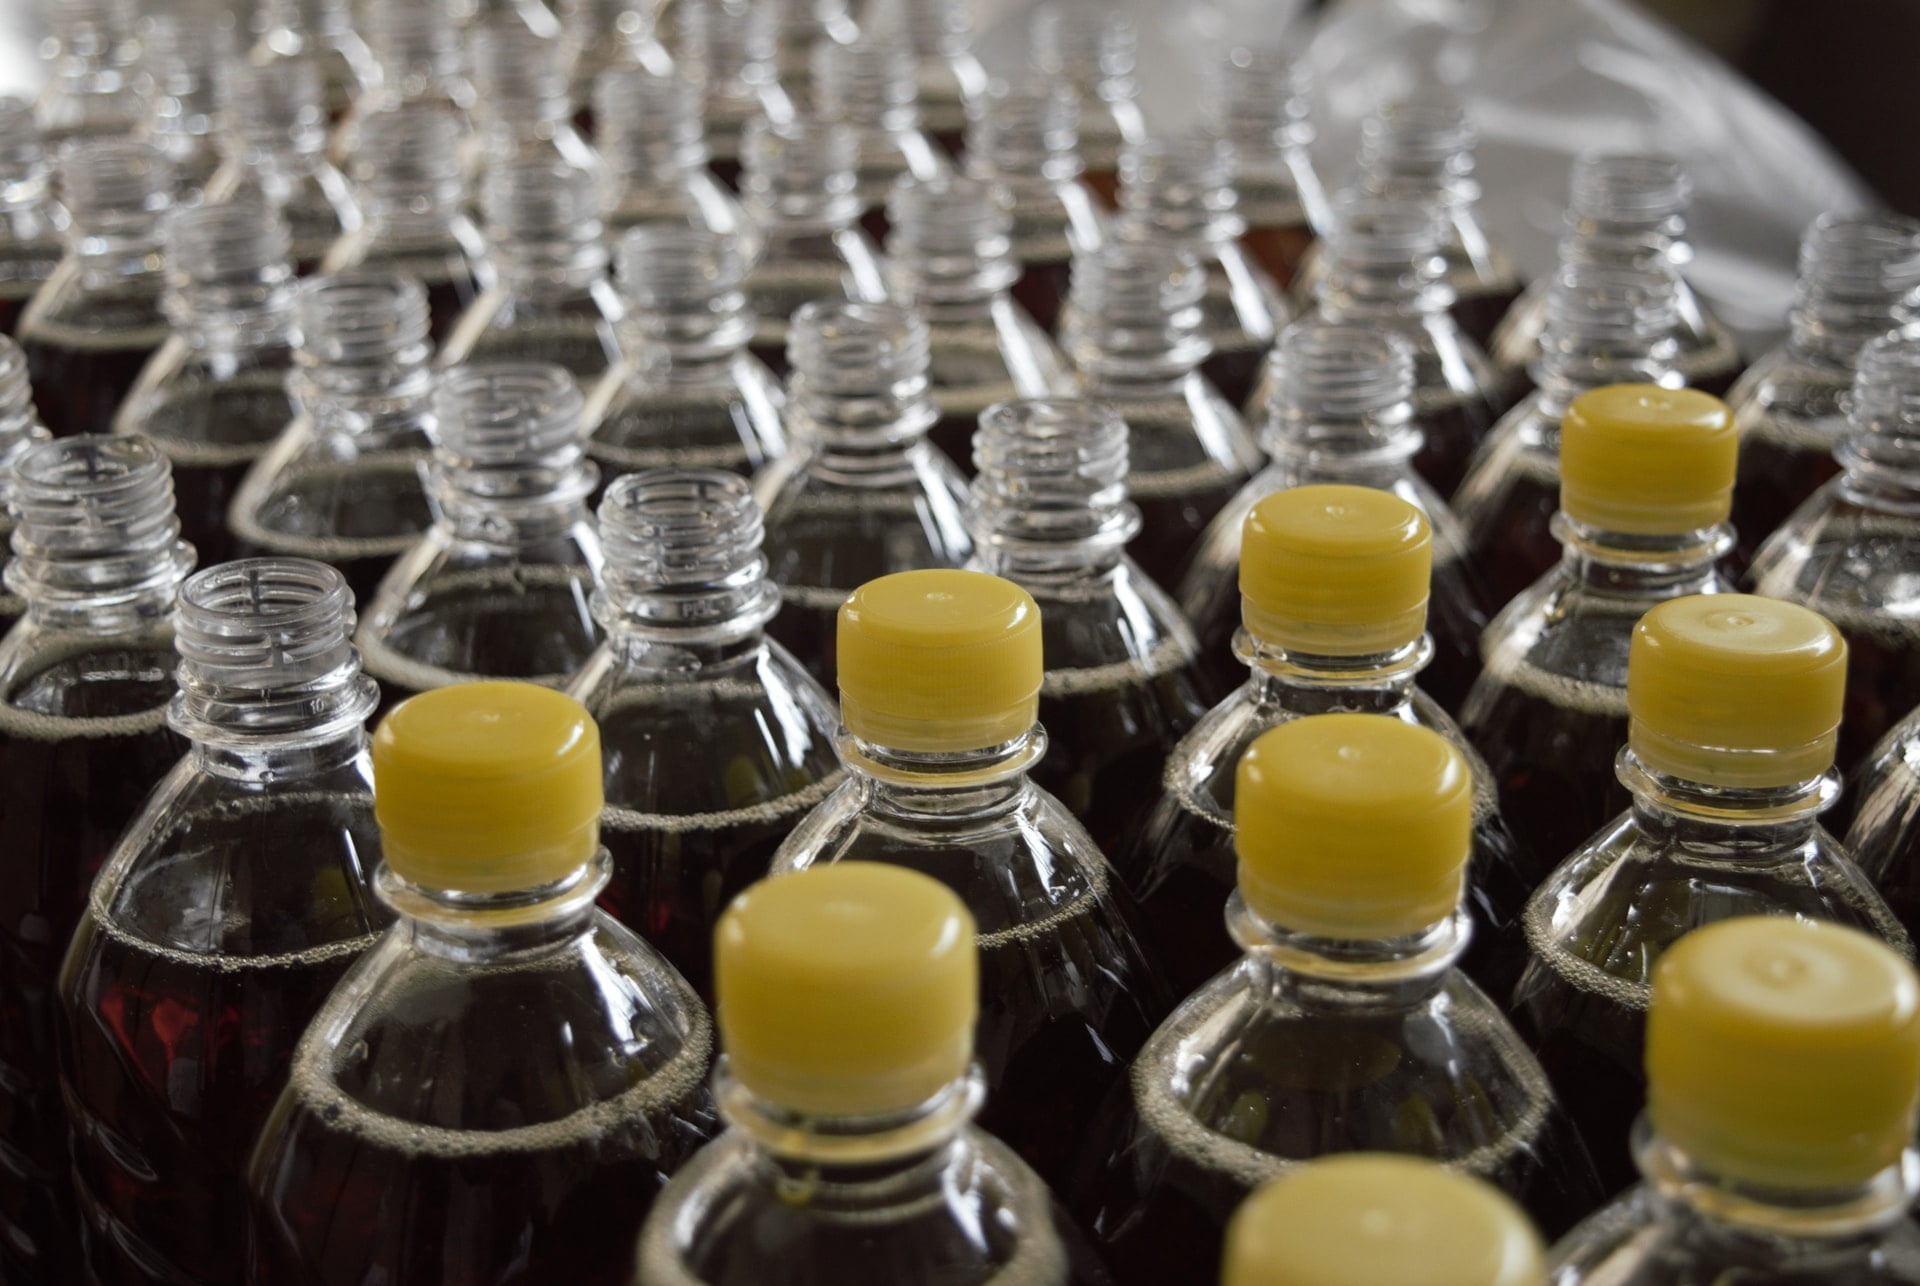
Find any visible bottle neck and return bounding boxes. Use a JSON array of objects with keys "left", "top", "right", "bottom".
[
  {"left": 1228, "top": 899, "right": 1470, "bottom": 1011},
  {"left": 1531, "top": 340, "right": 1679, "bottom": 416},
  {"left": 968, "top": 503, "right": 1139, "bottom": 579},
  {"left": 1234, "top": 633, "right": 1430, "bottom": 711},
  {"left": 1635, "top": 1125, "right": 1920, "bottom": 1243},
  {"left": 1790, "top": 295, "right": 1917, "bottom": 369},
  {"left": 621, "top": 292, "right": 753, "bottom": 380},
  {"left": 489, "top": 235, "right": 612, "bottom": 297},
  {"left": 1062, "top": 305, "right": 1208, "bottom": 387},
  {"left": 1552, "top": 514, "right": 1734, "bottom": 596},
  {"left": 378, "top": 854, "right": 608, "bottom": 961},
  {"left": 1317, "top": 253, "right": 1453, "bottom": 322},
  {"left": 1618, "top": 749, "right": 1838, "bottom": 847},
  {"left": 717, "top": 1060, "right": 983, "bottom": 1180},
  {"left": 166, "top": 275, "right": 298, "bottom": 356},
  {"left": 789, "top": 372, "right": 939, "bottom": 464},
  {"left": 300, "top": 359, "right": 436, "bottom": 443},
  {"left": 840, "top": 729, "right": 1046, "bottom": 820},
  {"left": 432, "top": 453, "right": 599, "bottom": 543},
  {"left": 1260, "top": 402, "right": 1421, "bottom": 464}
]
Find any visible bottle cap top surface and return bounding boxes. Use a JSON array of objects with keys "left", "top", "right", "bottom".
[
  {"left": 1240, "top": 486, "right": 1431, "bottom": 656},
  {"left": 1560, "top": 384, "right": 1737, "bottom": 534}
]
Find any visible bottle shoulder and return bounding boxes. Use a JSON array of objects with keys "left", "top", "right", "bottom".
[{"left": 1749, "top": 482, "right": 1920, "bottom": 632}]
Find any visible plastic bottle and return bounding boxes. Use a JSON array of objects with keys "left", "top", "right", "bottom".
[
  {"left": 247, "top": 0, "right": 380, "bottom": 121},
  {"left": 1076, "top": 713, "right": 1602, "bottom": 1286},
  {"left": 1452, "top": 263, "right": 1683, "bottom": 610},
  {"left": 32, "top": 0, "right": 145, "bottom": 149},
  {"left": 566, "top": 468, "right": 842, "bottom": 996},
  {"left": 202, "top": 60, "right": 360, "bottom": 273},
  {"left": 246, "top": 681, "right": 717, "bottom": 1282},
  {"left": 1025, "top": 1, "right": 1144, "bottom": 208},
  {"left": 355, "top": 362, "right": 602, "bottom": 695},
  {"left": 811, "top": 34, "right": 948, "bottom": 241},
  {"left": 112, "top": 199, "right": 298, "bottom": 566},
  {"left": 773, "top": 568, "right": 1168, "bottom": 1190},
  {"left": 0, "top": 336, "right": 49, "bottom": 627},
  {"left": 334, "top": 0, "right": 477, "bottom": 163},
  {"left": 0, "top": 100, "right": 63, "bottom": 338},
  {"left": 669, "top": 0, "right": 771, "bottom": 188},
  {"left": 15, "top": 139, "right": 174, "bottom": 437},
  {"left": 1060, "top": 240, "right": 1263, "bottom": 587},
  {"left": 0, "top": 434, "right": 194, "bottom": 1283},
  {"left": 1513, "top": 593, "right": 1910, "bottom": 1193},
  {"left": 466, "top": 24, "right": 603, "bottom": 180},
  {"left": 635, "top": 861, "right": 1113, "bottom": 1285},
  {"left": 593, "top": 67, "right": 752, "bottom": 243},
  {"left": 882, "top": 0, "right": 987, "bottom": 155},
  {"left": 753, "top": 300, "right": 970, "bottom": 685},
  {"left": 560, "top": 0, "right": 673, "bottom": 118},
  {"left": 1462, "top": 385, "right": 1740, "bottom": 882},
  {"left": 1550, "top": 917, "right": 1920, "bottom": 1283},
  {"left": 1202, "top": 45, "right": 1327, "bottom": 294},
  {"left": 886, "top": 172, "right": 1072, "bottom": 469},
  {"left": 139, "top": 11, "right": 234, "bottom": 203},
  {"left": 755, "top": 0, "right": 858, "bottom": 112},
  {"left": 227, "top": 272, "right": 437, "bottom": 603},
  {"left": 57, "top": 558, "right": 387, "bottom": 1286}
]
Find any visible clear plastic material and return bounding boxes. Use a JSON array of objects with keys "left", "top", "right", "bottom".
[
  {"left": 669, "top": 0, "right": 776, "bottom": 183},
  {"left": 810, "top": 35, "right": 949, "bottom": 236},
  {"left": 880, "top": 0, "right": 990, "bottom": 149},
  {"left": 0, "top": 336, "right": 49, "bottom": 625},
  {"left": 0, "top": 435, "right": 194, "bottom": 1284},
  {"left": 560, "top": 0, "right": 674, "bottom": 115},
  {"left": 32, "top": 0, "right": 145, "bottom": 148},
  {"left": 567, "top": 469, "right": 841, "bottom": 997},
  {"left": 332, "top": 0, "right": 477, "bottom": 162},
  {"left": 202, "top": 59, "right": 359, "bottom": 272},
  {"left": 593, "top": 67, "right": 751, "bottom": 243},
  {"left": 0, "top": 99, "right": 63, "bottom": 336},
  {"left": 1025, "top": 1, "right": 1145, "bottom": 204},
  {"left": 753, "top": 301, "right": 972, "bottom": 686},
  {"left": 355, "top": 363, "right": 602, "bottom": 695},
  {"left": 1848, "top": 709, "right": 1920, "bottom": 944},
  {"left": 248, "top": 0, "right": 379, "bottom": 120},
  {"left": 1201, "top": 44, "right": 1325, "bottom": 293},
  {"left": 466, "top": 25, "right": 604, "bottom": 180},
  {"left": 753, "top": 0, "right": 859, "bottom": 116},
  {"left": 139, "top": 12, "right": 234, "bottom": 203},
  {"left": 57, "top": 558, "right": 387, "bottom": 1286}
]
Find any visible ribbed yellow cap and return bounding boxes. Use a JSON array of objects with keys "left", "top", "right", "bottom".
[
  {"left": 1239, "top": 486, "right": 1431, "bottom": 656},
  {"left": 1628, "top": 594, "right": 1847, "bottom": 788},
  {"left": 1223, "top": 1155, "right": 1546, "bottom": 1286},
  {"left": 372, "top": 682, "right": 603, "bottom": 895},
  {"left": 1234, "top": 714, "right": 1472, "bottom": 939},
  {"left": 1648, "top": 917, "right": 1920, "bottom": 1190},
  {"left": 715, "top": 863, "right": 978, "bottom": 1116},
  {"left": 836, "top": 569, "right": 1042, "bottom": 753},
  {"left": 1560, "top": 385, "right": 1737, "bottom": 535}
]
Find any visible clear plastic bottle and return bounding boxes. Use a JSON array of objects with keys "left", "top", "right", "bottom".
[
  {"left": 1453, "top": 263, "right": 1683, "bottom": 611},
  {"left": 112, "top": 200, "right": 298, "bottom": 567},
  {"left": 1513, "top": 593, "right": 1910, "bottom": 1194},
  {"left": 810, "top": 33, "right": 949, "bottom": 241},
  {"left": 1138, "top": 484, "right": 1532, "bottom": 998},
  {"left": 1077, "top": 713, "right": 1603, "bottom": 1286},
  {"left": 753, "top": 300, "right": 970, "bottom": 685},
  {"left": 735, "top": 115, "right": 889, "bottom": 379},
  {"left": 593, "top": 67, "right": 752, "bottom": 243},
  {"left": 356, "top": 362, "right": 602, "bottom": 695},
  {"left": 882, "top": 0, "right": 988, "bottom": 156},
  {"left": 0, "top": 434, "right": 194, "bottom": 1284},
  {"left": 1202, "top": 45, "right": 1326, "bottom": 294},
  {"left": 1180, "top": 322, "right": 1491, "bottom": 712},
  {"left": 57, "top": 557, "right": 387, "bottom": 1286},
  {"left": 1224, "top": 1155, "right": 1548, "bottom": 1286},
  {"left": 227, "top": 273, "right": 438, "bottom": 603},
  {"left": 967, "top": 398, "right": 1209, "bottom": 854},
  {"left": 32, "top": 0, "right": 145, "bottom": 149},
  {"left": 1462, "top": 385, "right": 1740, "bottom": 885},
  {"left": 962, "top": 81, "right": 1105, "bottom": 338},
  {"left": 319, "top": 108, "right": 489, "bottom": 340},
  {"left": 1114, "top": 136, "right": 1290, "bottom": 412},
  {"left": 0, "top": 337, "right": 49, "bottom": 627},
  {"left": 560, "top": 0, "right": 674, "bottom": 119},
  {"left": 247, "top": 681, "right": 718, "bottom": 1283},
  {"left": 585, "top": 227, "right": 787, "bottom": 481},
  {"left": 887, "top": 173, "right": 1072, "bottom": 469},
  {"left": 636, "top": 861, "right": 1113, "bottom": 1285},
  {"left": 1550, "top": 916, "right": 1920, "bottom": 1284},
  {"left": 670, "top": 0, "right": 775, "bottom": 188},
  {"left": 332, "top": 0, "right": 477, "bottom": 163},
  {"left": 0, "top": 98, "right": 64, "bottom": 336},
  {"left": 567, "top": 469, "right": 842, "bottom": 997},
  {"left": 772, "top": 568, "right": 1167, "bottom": 1191},
  {"left": 1729, "top": 212, "right": 1920, "bottom": 562},
  {"left": 466, "top": 24, "right": 603, "bottom": 181},
  {"left": 1060, "top": 241, "right": 1263, "bottom": 588},
  {"left": 756, "top": 0, "right": 858, "bottom": 112},
  {"left": 1490, "top": 154, "right": 1742, "bottom": 404},
  {"left": 1026, "top": 1, "right": 1144, "bottom": 208},
  {"left": 248, "top": 0, "right": 380, "bottom": 121},
  {"left": 138, "top": 11, "right": 234, "bottom": 204},
  {"left": 202, "top": 60, "right": 360, "bottom": 274}
]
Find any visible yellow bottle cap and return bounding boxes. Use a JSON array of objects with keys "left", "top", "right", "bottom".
[
  {"left": 1628, "top": 594, "right": 1847, "bottom": 788},
  {"left": 371, "top": 681, "right": 603, "bottom": 895},
  {"left": 836, "top": 569, "right": 1043, "bottom": 753},
  {"left": 1648, "top": 917, "right": 1920, "bottom": 1191},
  {"left": 715, "top": 863, "right": 978, "bottom": 1116},
  {"left": 1239, "top": 486, "right": 1431, "bottom": 656},
  {"left": 1234, "top": 713, "right": 1472, "bottom": 939},
  {"left": 1223, "top": 1154, "right": 1547, "bottom": 1286},
  {"left": 1560, "top": 385, "right": 1737, "bottom": 535}
]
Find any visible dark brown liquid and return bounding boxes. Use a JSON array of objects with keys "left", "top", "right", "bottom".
[
  {"left": 1201, "top": 347, "right": 1269, "bottom": 418},
  {"left": 1083, "top": 170, "right": 1121, "bottom": 211},
  {"left": 232, "top": 458, "right": 436, "bottom": 609},
  {"left": 1010, "top": 258, "right": 1074, "bottom": 337},
  {"left": 1130, "top": 486, "right": 1244, "bottom": 595},
  {"left": 1452, "top": 283, "right": 1525, "bottom": 351},
  {"left": 1828, "top": 625, "right": 1920, "bottom": 782},
  {"left": 0, "top": 282, "right": 35, "bottom": 338},
  {"left": 1732, "top": 435, "right": 1842, "bottom": 568},
  {"left": 928, "top": 412, "right": 981, "bottom": 475},
  {"left": 1466, "top": 467, "right": 1562, "bottom": 614},
  {"left": 1423, "top": 557, "right": 1493, "bottom": 715},
  {"left": 765, "top": 595, "right": 842, "bottom": 690},
  {"left": 423, "top": 276, "right": 482, "bottom": 347},
  {"left": 1414, "top": 395, "right": 1497, "bottom": 501},
  {"left": 136, "top": 370, "right": 297, "bottom": 568},
  {"left": 21, "top": 333, "right": 165, "bottom": 439},
  {"left": 1239, "top": 223, "right": 1315, "bottom": 295}
]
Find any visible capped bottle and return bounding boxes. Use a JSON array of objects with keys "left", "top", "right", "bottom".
[
  {"left": 1730, "top": 212, "right": 1920, "bottom": 560},
  {"left": 247, "top": 681, "right": 718, "bottom": 1283},
  {"left": 227, "top": 272, "right": 437, "bottom": 603},
  {"left": 138, "top": 11, "right": 234, "bottom": 203},
  {"left": 967, "top": 398, "right": 1209, "bottom": 854},
  {"left": 1061, "top": 240, "right": 1263, "bottom": 587},
  {"left": 1513, "top": 593, "right": 1910, "bottom": 1193},
  {"left": 736, "top": 115, "right": 889, "bottom": 378},
  {"left": 1180, "top": 321, "right": 1490, "bottom": 711},
  {"left": 586, "top": 226, "right": 788, "bottom": 480},
  {"left": 636, "top": 861, "right": 1114, "bottom": 1285},
  {"left": 356, "top": 362, "right": 602, "bottom": 695},
  {"left": 0, "top": 336, "right": 49, "bottom": 626},
  {"left": 319, "top": 107, "right": 489, "bottom": 340},
  {"left": 333, "top": 0, "right": 477, "bottom": 161},
  {"left": 1224, "top": 1155, "right": 1547, "bottom": 1286},
  {"left": 887, "top": 172, "right": 1073, "bottom": 469},
  {"left": 773, "top": 569, "right": 1168, "bottom": 1190},
  {"left": 1115, "top": 136, "right": 1291, "bottom": 412},
  {"left": 466, "top": 24, "right": 603, "bottom": 179},
  {"left": 1201, "top": 45, "right": 1326, "bottom": 293},
  {"left": 32, "top": 0, "right": 144, "bottom": 148},
  {"left": 753, "top": 300, "right": 970, "bottom": 685},
  {"left": 0, "top": 434, "right": 194, "bottom": 1284},
  {"left": 57, "top": 558, "right": 387, "bottom": 1286},
  {"left": 247, "top": 0, "right": 380, "bottom": 121},
  {"left": 0, "top": 98, "right": 66, "bottom": 336},
  {"left": 962, "top": 81, "right": 1106, "bottom": 337},
  {"left": 1026, "top": 1, "right": 1145, "bottom": 207},
  {"left": 1490, "top": 153, "right": 1741, "bottom": 402},
  {"left": 112, "top": 199, "right": 299, "bottom": 566},
  {"left": 593, "top": 67, "right": 752, "bottom": 243},
  {"left": 16, "top": 138, "right": 174, "bottom": 438},
  {"left": 1453, "top": 262, "right": 1683, "bottom": 610},
  {"left": 1078, "top": 713, "right": 1602, "bottom": 1286},
  {"left": 1140, "top": 485, "right": 1531, "bottom": 997},
  {"left": 1550, "top": 917, "right": 1920, "bottom": 1283},
  {"left": 1462, "top": 385, "right": 1740, "bottom": 880},
  {"left": 882, "top": 0, "right": 988, "bottom": 154},
  {"left": 566, "top": 468, "right": 841, "bottom": 996},
  {"left": 202, "top": 59, "right": 360, "bottom": 274},
  {"left": 810, "top": 33, "right": 949, "bottom": 240}
]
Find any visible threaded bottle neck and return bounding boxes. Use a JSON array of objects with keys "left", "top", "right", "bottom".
[
  {"left": 161, "top": 201, "right": 297, "bottom": 348},
  {"left": 593, "top": 467, "right": 779, "bottom": 638},
  {"left": 222, "top": 59, "right": 330, "bottom": 161},
  {"left": 142, "top": 13, "right": 234, "bottom": 152},
  {"left": 1117, "top": 135, "right": 1243, "bottom": 243},
  {"left": 368, "top": 0, "right": 465, "bottom": 84},
  {"left": 1259, "top": 321, "right": 1418, "bottom": 456},
  {"left": 1358, "top": 94, "right": 1479, "bottom": 209},
  {"left": 0, "top": 338, "right": 48, "bottom": 512},
  {"left": 786, "top": 300, "right": 938, "bottom": 446},
  {"left": 46, "top": 0, "right": 135, "bottom": 62},
  {"left": 432, "top": 362, "right": 596, "bottom": 518},
  {"left": 260, "top": 0, "right": 359, "bottom": 40},
  {"left": 60, "top": 138, "right": 173, "bottom": 262},
  {"left": 1534, "top": 262, "right": 1682, "bottom": 404},
  {"left": 615, "top": 225, "right": 753, "bottom": 365},
  {"left": 890, "top": 0, "right": 974, "bottom": 58},
  {"left": 351, "top": 108, "right": 468, "bottom": 223},
  {"left": 673, "top": 0, "right": 760, "bottom": 97},
  {"left": 1562, "top": 152, "right": 1691, "bottom": 265},
  {"left": 1841, "top": 331, "right": 1920, "bottom": 479},
  {"left": 1789, "top": 212, "right": 1920, "bottom": 365},
  {"left": 886, "top": 173, "right": 1019, "bottom": 310},
  {"left": 480, "top": 158, "right": 610, "bottom": 284},
  {"left": 969, "top": 397, "right": 1138, "bottom": 566},
  {"left": 1204, "top": 45, "right": 1312, "bottom": 167},
  {"left": 594, "top": 68, "right": 706, "bottom": 180},
  {"left": 469, "top": 26, "right": 572, "bottom": 127},
  {"left": 811, "top": 36, "right": 920, "bottom": 133},
  {"left": 741, "top": 115, "right": 862, "bottom": 227},
  {"left": 963, "top": 82, "right": 1081, "bottom": 186},
  {"left": 1317, "top": 189, "right": 1452, "bottom": 319},
  {"left": 1062, "top": 241, "right": 1211, "bottom": 384},
  {"left": 293, "top": 273, "right": 436, "bottom": 430},
  {"left": 0, "top": 96, "right": 53, "bottom": 208},
  {"left": 1029, "top": 2, "right": 1136, "bottom": 100}
]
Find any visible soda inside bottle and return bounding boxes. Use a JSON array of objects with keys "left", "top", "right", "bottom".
[{"left": 0, "top": 98, "right": 63, "bottom": 336}]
